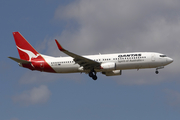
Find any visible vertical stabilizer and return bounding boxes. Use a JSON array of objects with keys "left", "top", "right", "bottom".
[{"left": 12, "top": 32, "right": 40, "bottom": 61}]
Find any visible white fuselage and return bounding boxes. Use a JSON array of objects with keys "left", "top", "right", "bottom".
[{"left": 42, "top": 52, "right": 173, "bottom": 73}]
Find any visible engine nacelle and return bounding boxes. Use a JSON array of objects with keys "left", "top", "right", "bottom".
[
  {"left": 101, "top": 62, "right": 116, "bottom": 71},
  {"left": 78, "top": 66, "right": 84, "bottom": 71},
  {"left": 102, "top": 70, "right": 122, "bottom": 76}
]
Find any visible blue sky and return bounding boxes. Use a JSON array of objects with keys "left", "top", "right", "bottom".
[{"left": 1, "top": 0, "right": 180, "bottom": 120}]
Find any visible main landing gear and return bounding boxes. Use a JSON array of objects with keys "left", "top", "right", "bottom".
[{"left": 89, "top": 69, "right": 97, "bottom": 80}]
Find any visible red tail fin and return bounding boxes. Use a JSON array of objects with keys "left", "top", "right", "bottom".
[{"left": 12, "top": 32, "right": 40, "bottom": 61}]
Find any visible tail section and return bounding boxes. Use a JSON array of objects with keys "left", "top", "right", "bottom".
[
  {"left": 10, "top": 32, "right": 56, "bottom": 73},
  {"left": 12, "top": 32, "right": 39, "bottom": 61}
]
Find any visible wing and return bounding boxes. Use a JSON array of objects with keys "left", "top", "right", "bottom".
[{"left": 55, "top": 40, "right": 101, "bottom": 70}]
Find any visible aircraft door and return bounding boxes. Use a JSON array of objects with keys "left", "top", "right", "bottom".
[{"left": 151, "top": 54, "right": 155, "bottom": 62}]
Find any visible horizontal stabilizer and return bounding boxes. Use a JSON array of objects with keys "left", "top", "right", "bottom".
[{"left": 8, "top": 57, "right": 31, "bottom": 64}]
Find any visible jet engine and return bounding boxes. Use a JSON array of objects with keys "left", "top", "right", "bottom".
[
  {"left": 102, "top": 70, "right": 122, "bottom": 76},
  {"left": 100, "top": 62, "right": 116, "bottom": 70}
]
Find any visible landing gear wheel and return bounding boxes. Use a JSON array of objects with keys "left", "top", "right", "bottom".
[
  {"left": 89, "top": 72, "right": 93, "bottom": 77},
  {"left": 89, "top": 69, "right": 97, "bottom": 80},
  {"left": 92, "top": 75, "right": 97, "bottom": 80},
  {"left": 155, "top": 71, "right": 159, "bottom": 74}
]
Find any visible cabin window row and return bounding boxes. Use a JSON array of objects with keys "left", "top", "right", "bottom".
[
  {"left": 94, "top": 59, "right": 111, "bottom": 61},
  {"left": 113, "top": 56, "right": 146, "bottom": 60},
  {"left": 51, "top": 61, "right": 75, "bottom": 64},
  {"left": 51, "top": 56, "right": 147, "bottom": 65}
]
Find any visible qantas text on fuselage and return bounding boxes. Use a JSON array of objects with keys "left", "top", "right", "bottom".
[{"left": 9, "top": 32, "right": 173, "bottom": 80}]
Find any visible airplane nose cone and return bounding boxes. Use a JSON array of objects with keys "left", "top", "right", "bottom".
[{"left": 167, "top": 57, "right": 173, "bottom": 64}]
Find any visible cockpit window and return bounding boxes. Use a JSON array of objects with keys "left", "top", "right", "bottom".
[{"left": 160, "top": 55, "right": 167, "bottom": 57}]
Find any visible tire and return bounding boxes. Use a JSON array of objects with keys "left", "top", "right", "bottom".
[
  {"left": 92, "top": 75, "right": 97, "bottom": 80},
  {"left": 89, "top": 72, "right": 93, "bottom": 77},
  {"left": 155, "top": 71, "right": 159, "bottom": 74}
]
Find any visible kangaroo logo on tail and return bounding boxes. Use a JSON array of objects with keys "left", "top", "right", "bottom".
[{"left": 17, "top": 46, "right": 40, "bottom": 61}]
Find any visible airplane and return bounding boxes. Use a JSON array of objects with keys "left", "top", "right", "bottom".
[{"left": 9, "top": 32, "right": 173, "bottom": 80}]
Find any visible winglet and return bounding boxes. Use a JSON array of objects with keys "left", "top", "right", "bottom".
[{"left": 55, "top": 39, "right": 65, "bottom": 51}]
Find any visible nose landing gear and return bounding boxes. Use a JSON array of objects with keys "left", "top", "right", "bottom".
[
  {"left": 155, "top": 66, "right": 164, "bottom": 74},
  {"left": 155, "top": 70, "right": 159, "bottom": 74}
]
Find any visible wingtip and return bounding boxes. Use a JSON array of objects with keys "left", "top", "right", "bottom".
[{"left": 55, "top": 39, "right": 64, "bottom": 51}]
